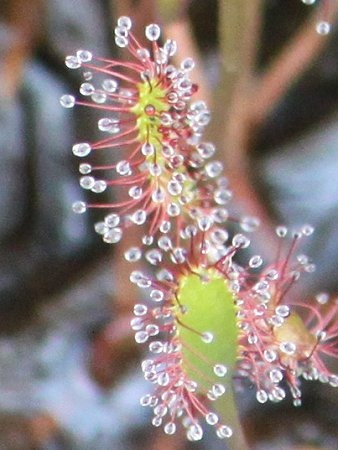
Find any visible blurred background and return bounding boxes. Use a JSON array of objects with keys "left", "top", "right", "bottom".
[{"left": 0, "top": 0, "right": 338, "bottom": 448}]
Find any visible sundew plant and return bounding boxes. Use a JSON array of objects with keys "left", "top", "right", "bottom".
[{"left": 61, "top": 4, "right": 338, "bottom": 449}]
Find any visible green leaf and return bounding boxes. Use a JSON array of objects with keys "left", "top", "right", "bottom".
[{"left": 177, "top": 270, "right": 238, "bottom": 391}]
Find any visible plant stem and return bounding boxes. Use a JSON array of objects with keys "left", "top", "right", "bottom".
[
  {"left": 216, "top": 381, "right": 251, "bottom": 450},
  {"left": 252, "top": 2, "right": 338, "bottom": 125},
  {"left": 207, "top": 0, "right": 261, "bottom": 148}
]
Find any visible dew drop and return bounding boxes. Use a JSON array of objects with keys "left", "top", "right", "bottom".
[
  {"left": 72, "top": 201, "right": 87, "bottom": 214},
  {"left": 216, "top": 425, "right": 233, "bottom": 439},
  {"left": 297, "top": 254, "right": 309, "bottom": 265},
  {"left": 72, "top": 142, "right": 91, "bottom": 157},
  {"left": 164, "top": 422, "right": 176, "bottom": 435},
  {"left": 212, "top": 384, "right": 226, "bottom": 397},
  {"left": 134, "top": 304, "right": 148, "bottom": 316},
  {"left": 181, "top": 57, "right": 195, "bottom": 72},
  {"left": 83, "top": 71, "right": 93, "bottom": 81},
  {"left": 94, "top": 222, "right": 107, "bottom": 235},
  {"left": 130, "top": 317, "right": 144, "bottom": 331},
  {"left": 248, "top": 334, "right": 258, "bottom": 344},
  {"left": 158, "top": 236, "right": 172, "bottom": 251},
  {"left": 148, "top": 162, "right": 162, "bottom": 177},
  {"left": 104, "top": 213, "right": 120, "bottom": 228},
  {"left": 129, "top": 186, "right": 143, "bottom": 199},
  {"left": 197, "top": 111, "right": 211, "bottom": 126},
  {"left": 150, "top": 289, "right": 164, "bottom": 302},
  {"left": 130, "top": 270, "right": 144, "bottom": 284},
  {"left": 132, "top": 209, "right": 147, "bottom": 225},
  {"left": 141, "top": 142, "right": 155, "bottom": 156},
  {"left": 198, "top": 216, "right": 213, "bottom": 231},
  {"left": 124, "top": 247, "right": 142, "bottom": 262},
  {"left": 60, "top": 94, "right": 76, "bottom": 108},
  {"left": 269, "top": 369, "right": 283, "bottom": 383},
  {"left": 80, "top": 176, "right": 95, "bottom": 189},
  {"left": 316, "top": 292, "right": 329, "bottom": 305},
  {"left": 103, "top": 228, "right": 122, "bottom": 244},
  {"left": 167, "top": 180, "right": 183, "bottom": 196},
  {"left": 157, "top": 372, "right": 170, "bottom": 386},
  {"left": 302, "top": 224, "right": 314, "bottom": 236},
  {"left": 91, "top": 92, "right": 107, "bottom": 104},
  {"left": 205, "top": 161, "right": 223, "bottom": 178},
  {"left": 256, "top": 389, "right": 268, "bottom": 403},
  {"left": 149, "top": 341, "right": 163, "bottom": 353},
  {"left": 213, "top": 364, "right": 227, "bottom": 377},
  {"left": 135, "top": 331, "right": 149, "bottom": 343},
  {"left": 146, "top": 249, "right": 162, "bottom": 265},
  {"left": 316, "top": 21, "right": 330, "bottom": 35},
  {"left": 76, "top": 49, "right": 93, "bottom": 62},
  {"left": 232, "top": 234, "right": 250, "bottom": 248},
  {"left": 167, "top": 203, "right": 180, "bottom": 217},
  {"left": 136, "top": 48, "right": 150, "bottom": 61},
  {"left": 329, "top": 375, "right": 338, "bottom": 387},
  {"left": 264, "top": 348, "right": 277, "bottom": 362},
  {"left": 146, "top": 324, "right": 159, "bottom": 336},
  {"left": 187, "top": 424, "right": 203, "bottom": 441},
  {"left": 79, "top": 163, "right": 92, "bottom": 174},
  {"left": 152, "top": 416, "right": 162, "bottom": 427},
  {"left": 140, "top": 394, "right": 152, "bottom": 406},
  {"left": 276, "top": 225, "right": 288, "bottom": 237},
  {"left": 117, "top": 16, "right": 132, "bottom": 30},
  {"left": 115, "top": 36, "right": 128, "bottom": 47},
  {"left": 201, "top": 332, "right": 214, "bottom": 344},
  {"left": 152, "top": 187, "right": 165, "bottom": 203},
  {"left": 272, "top": 386, "right": 286, "bottom": 401},
  {"left": 116, "top": 160, "right": 131, "bottom": 175},
  {"left": 213, "top": 207, "right": 229, "bottom": 223},
  {"left": 266, "top": 269, "right": 279, "bottom": 281},
  {"left": 98, "top": 118, "right": 120, "bottom": 133},
  {"left": 145, "top": 23, "right": 161, "bottom": 41},
  {"left": 206, "top": 412, "right": 219, "bottom": 425},
  {"left": 240, "top": 216, "right": 260, "bottom": 232},
  {"left": 214, "top": 188, "right": 232, "bottom": 205},
  {"left": 142, "top": 235, "right": 154, "bottom": 246},
  {"left": 279, "top": 341, "right": 297, "bottom": 355},
  {"left": 210, "top": 229, "right": 228, "bottom": 245},
  {"left": 102, "top": 78, "right": 118, "bottom": 93},
  {"left": 91, "top": 180, "right": 107, "bottom": 193},
  {"left": 249, "top": 255, "right": 263, "bottom": 268},
  {"left": 275, "top": 305, "right": 290, "bottom": 318},
  {"left": 163, "top": 39, "right": 177, "bottom": 56},
  {"left": 65, "top": 55, "right": 81, "bottom": 69}
]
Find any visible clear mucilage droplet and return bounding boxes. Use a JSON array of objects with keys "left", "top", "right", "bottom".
[
  {"left": 316, "top": 21, "right": 330, "bottom": 35},
  {"left": 145, "top": 24, "right": 161, "bottom": 41},
  {"left": 117, "top": 16, "right": 132, "bottom": 29},
  {"left": 79, "top": 163, "right": 92, "bottom": 174},
  {"left": 77, "top": 49, "right": 93, "bottom": 62},
  {"left": 72, "top": 143, "right": 91, "bottom": 157},
  {"left": 72, "top": 201, "right": 87, "bottom": 214},
  {"left": 60, "top": 95, "right": 76, "bottom": 108},
  {"left": 65, "top": 55, "right": 81, "bottom": 69},
  {"left": 213, "top": 364, "right": 227, "bottom": 377}
]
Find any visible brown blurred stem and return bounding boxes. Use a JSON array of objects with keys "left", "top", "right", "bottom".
[
  {"left": 0, "top": 0, "right": 43, "bottom": 98},
  {"left": 217, "top": 1, "right": 338, "bottom": 260},
  {"left": 213, "top": 0, "right": 276, "bottom": 258},
  {"left": 252, "top": 4, "right": 338, "bottom": 125}
]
